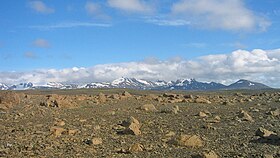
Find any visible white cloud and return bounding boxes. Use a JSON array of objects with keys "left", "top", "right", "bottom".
[
  {"left": 28, "top": 1, "right": 54, "bottom": 14},
  {"left": 29, "top": 22, "right": 112, "bottom": 30},
  {"left": 24, "top": 52, "right": 37, "bottom": 59},
  {"left": 108, "top": 0, "right": 153, "bottom": 13},
  {"left": 32, "top": 39, "right": 50, "bottom": 48},
  {"left": 171, "top": 0, "right": 270, "bottom": 31},
  {"left": 144, "top": 16, "right": 190, "bottom": 26},
  {"left": 1, "top": 48, "right": 280, "bottom": 87},
  {"left": 85, "top": 1, "right": 100, "bottom": 14},
  {"left": 85, "top": 1, "right": 110, "bottom": 19}
]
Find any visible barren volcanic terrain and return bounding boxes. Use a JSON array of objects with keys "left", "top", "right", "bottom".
[{"left": 0, "top": 89, "right": 279, "bottom": 157}]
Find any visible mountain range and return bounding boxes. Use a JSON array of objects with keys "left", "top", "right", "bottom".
[{"left": 0, "top": 77, "right": 271, "bottom": 91}]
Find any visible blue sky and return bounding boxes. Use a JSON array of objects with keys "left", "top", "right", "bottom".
[{"left": 1, "top": 0, "right": 280, "bottom": 86}]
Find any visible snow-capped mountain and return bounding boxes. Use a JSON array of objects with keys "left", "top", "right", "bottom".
[
  {"left": 9, "top": 82, "right": 34, "bottom": 90},
  {"left": 0, "top": 83, "right": 9, "bottom": 90},
  {"left": 111, "top": 77, "right": 156, "bottom": 89},
  {"left": 80, "top": 82, "right": 112, "bottom": 89},
  {"left": 33, "top": 82, "right": 78, "bottom": 89},
  {"left": 0, "top": 78, "right": 272, "bottom": 91},
  {"left": 226, "top": 79, "right": 271, "bottom": 90},
  {"left": 166, "top": 79, "right": 227, "bottom": 90}
]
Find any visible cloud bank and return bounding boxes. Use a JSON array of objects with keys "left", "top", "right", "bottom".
[
  {"left": 28, "top": 1, "right": 54, "bottom": 14},
  {"left": 108, "top": 0, "right": 153, "bottom": 13},
  {"left": 1, "top": 49, "right": 280, "bottom": 87},
  {"left": 171, "top": 0, "right": 270, "bottom": 31}
]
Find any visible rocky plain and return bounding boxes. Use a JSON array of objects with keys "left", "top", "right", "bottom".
[{"left": 0, "top": 89, "right": 279, "bottom": 157}]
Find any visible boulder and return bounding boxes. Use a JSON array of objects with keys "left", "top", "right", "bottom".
[
  {"left": 120, "top": 117, "right": 141, "bottom": 135},
  {"left": 160, "top": 105, "right": 179, "bottom": 114},
  {"left": 98, "top": 93, "right": 107, "bottom": 103},
  {"left": 200, "top": 151, "right": 219, "bottom": 158},
  {"left": 169, "top": 134, "right": 204, "bottom": 148},
  {"left": 91, "top": 137, "right": 102, "bottom": 145},
  {"left": 138, "top": 104, "right": 157, "bottom": 112},
  {"left": 195, "top": 98, "right": 211, "bottom": 104},
  {"left": 268, "top": 108, "right": 280, "bottom": 117},
  {"left": 128, "top": 143, "right": 144, "bottom": 153},
  {"left": 256, "top": 127, "right": 278, "bottom": 140},
  {"left": 238, "top": 110, "right": 253, "bottom": 122},
  {"left": 50, "top": 127, "right": 66, "bottom": 137}
]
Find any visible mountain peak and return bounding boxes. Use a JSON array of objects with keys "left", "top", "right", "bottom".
[
  {"left": 227, "top": 79, "right": 270, "bottom": 90},
  {"left": 0, "top": 78, "right": 272, "bottom": 91}
]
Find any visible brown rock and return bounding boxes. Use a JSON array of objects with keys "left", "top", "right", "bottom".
[
  {"left": 92, "top": 137, "right": 102, "bottom": 145},
  {"left": 263, "top": 154, "right": 274, "bottom": 158},
  {"left": 160, "top": 105, "right": 179, "bottom": 114},
  {"left": 202, "top": 151, "right": 219, "bottom": 158},
  {"left": 109, "top": 94, "right": 120, "bottom": 100},
  {"left": 50, "top": 127, "right": 66, "bottom": 137},
  {"left": 128, "top": 143, "right": 143, "bottom": 153},
  {"left": 195, "top": 98, "right": 211, "bottom": 104},
  {"left": 68, "top": 129, "right": 79, "bottom": 135},
  {"left": 256, "top": 127, "right": 278, "bottom": 140},
  {"left": 122, "top": 91, "right": 132, "bottom": 97},
  {"left": 198, "top": 111, "right": 208, "bottom": 118},
  {"left": 184, "top": 94, "right": 194, "bottom": 99},
  {"left": 55, "top": 120, "right": 65, "bottom": 126},
  {"left": 139, "top": 104, "right": 157, "bottom": 112},
  {"left": 0, "top": 104, "right": 8, "bottom": 111},
  {"left": 121, "top": 117, "right": 141, "bottom": 135},
  {"left": 163, "top": 93, "right": 177, "bottom": 98},
  {"left": 238, "top": 110, "right": 253, "bottom": 122},
  {"left": 169, "top": 134, "right": 204, "bottom": 148},
  {"left": 98, "top": 93, "right": 107, "bottom": 103},
  {"left": 201, "top": 151, "right": 219, "bottom": 158},
  {"left": 268, "top": 108, "right": 280, "bottom": 117},
  {"left": 123, "top": 123, "right": 141, "bottom": 135}
]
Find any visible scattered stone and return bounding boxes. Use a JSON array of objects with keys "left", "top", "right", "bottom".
[
  {"left": 197, "top": 111, "right": 208, "bottom": 118},
  {"left": 255, "top": 127, "right": 278, "bottom": 140},
  {"left": 128, "top": 143, "right": 144, "bottom": 153},
  {"left": 0, "top": 91, "right": 20, "bottom": 108},
  {"left": 160, "top": 105, "right": 179, "bottom": 114},
  {"left": 92, "top": 137, "right": 102, "bottom": 145},
  {"left": 195, "top": 98, "right": 211, "bottom": 104},
  {"left": 184, "top": 94, "right": 194, "bottom": 99},
  {"left": 109, "top": 94, "right": 120, "bottom": 100},
  {"left": 163, "top": 93, "right": 177, "bottom": 98},
  {"left": 0, "top": 104, "right": 8, "bottom": 111},
  {"left": 98, "top": 93, "right": 107, "bottom": 103},
  {"left": 238, "top": 110, "right": 253, "bottom": 122},
  {"left": 68, "top": 129, "right": 79, "bottom": 135},
  {"left": 50, "top": 127, "right": 66, "bottom": 137},
  {"left": 165, "top": 131, "right": 176, "bottom": 137},
  {"left": 268, "top": 108, "right": 280, "bottom": 117},
  {"left": 120, "top": 117, "right": 141, "bottom": 135},
  {"left": 138, "top": 104, "right": 157, "bottom": 112},
  {"left": 214, "top": 116, "right": 221, "bottom": 121},
  {"left": 122, "top": 91, "right": 132, "bottom": 97},
  {"left": 200, "top": 151, "right": 219, "bottom": 158},
  {"left": 263, "top": 154, "right": 274, "bottom": 158},
  {"left": 55, "top": 120, "right": 65, "bottom": 126},
  {"left": 169, "top": 134, "right": 204, "bottom": 148},
  {"left": 93, "top": 125, "right": 101, "bottom": 130}
]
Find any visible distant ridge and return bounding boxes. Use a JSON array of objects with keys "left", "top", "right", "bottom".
[
  {"left": 0, "top": 78, "right": 272, "bottom": 91},
  {"left": 226, "top": 79, "right": 271, "bottom": 90}
]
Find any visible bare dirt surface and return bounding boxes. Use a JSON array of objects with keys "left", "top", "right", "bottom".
[{"left": 0, "top": 89, "right": 279, "bottom": 157}]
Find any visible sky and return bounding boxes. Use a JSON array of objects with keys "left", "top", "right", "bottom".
[{"left": 0, "top": 0, "right": 280, "bottom": 87}]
